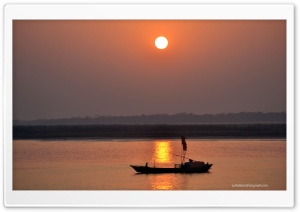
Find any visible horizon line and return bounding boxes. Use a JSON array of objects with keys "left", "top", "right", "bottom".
[{"left": 13, "top": 111, "right": 287, "bottom": 122}]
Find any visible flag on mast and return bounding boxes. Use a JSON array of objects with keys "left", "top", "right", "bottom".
[{"left": 181, "top": 135, "right": 187, "bottom": 151}]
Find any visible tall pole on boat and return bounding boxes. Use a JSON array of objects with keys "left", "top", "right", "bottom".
[{"left": 181, "top": 135, "right": 187, "bottom": 164}]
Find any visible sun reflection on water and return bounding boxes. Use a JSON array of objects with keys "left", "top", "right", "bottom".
[
  {"left": 150, "top": 174, "right": 176, "bottom": 190},
  {"left": 153, "top": 141, "right": 172, "bottom": 163}
]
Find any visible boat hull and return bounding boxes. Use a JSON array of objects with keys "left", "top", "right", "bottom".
[{"left": 130, "top": 164, "right": 213, "bottom": 174}]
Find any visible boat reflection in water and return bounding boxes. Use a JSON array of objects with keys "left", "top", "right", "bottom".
[{"left": 130, "top": 136, "right": 213, "bottom": 174}]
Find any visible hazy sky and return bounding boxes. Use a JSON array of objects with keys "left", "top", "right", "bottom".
[{"left": 13, "top": 20, "right": 286, "bottom": 120}]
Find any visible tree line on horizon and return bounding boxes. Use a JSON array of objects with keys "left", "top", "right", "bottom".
[
  {"left": 13, "top": 123, "right": 286, "bottom": 139},
  {"left": 13, "top": 112, "right": 286, "bottom": 126}
]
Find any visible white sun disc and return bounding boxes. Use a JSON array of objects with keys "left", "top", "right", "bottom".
[{"left": 155, "top": 36, "right": 168, "bottom": 49}]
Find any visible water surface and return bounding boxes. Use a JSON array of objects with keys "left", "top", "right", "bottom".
[{"left": 13, "top": 139, "right": 286, "bottom": 190}]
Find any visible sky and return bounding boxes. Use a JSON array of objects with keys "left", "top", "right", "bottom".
[{"left": 13, "top": 20, "right": 286, "bottom": 120}]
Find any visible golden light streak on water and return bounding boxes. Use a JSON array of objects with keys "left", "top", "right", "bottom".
[
  {"left": 150, "top": 174, "right": 175, "bottom": 190},
  {"left": 153, "top": 141, "right": 172, "bottom": 163}
]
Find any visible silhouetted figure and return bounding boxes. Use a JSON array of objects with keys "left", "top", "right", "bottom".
[{"left": 145, "top": 162, "right": 148, "bottom": 167}]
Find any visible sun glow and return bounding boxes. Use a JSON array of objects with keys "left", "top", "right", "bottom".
[
  {"left": 150, "top": 174, "right": 176, "bottom": 190},
  {"left": 153, "top": 141, "right": 171, "bottom": 163},
  {"left": 155, "top": 36, "right": 168, "bottom": 49}
]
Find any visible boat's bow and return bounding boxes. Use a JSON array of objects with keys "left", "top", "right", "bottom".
[{"left": 130, "top": 165, "right": 148, "bottom": 173}]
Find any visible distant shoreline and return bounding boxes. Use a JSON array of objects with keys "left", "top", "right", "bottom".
[
  {"left": 13, "top": 123, "right": 286, "bottom": 140},
  {"left": 13, "top": 137, "right": 287, "bottom": 142},
  {"left": 13, "top": 112, "right": 286, "bottom": 126}
]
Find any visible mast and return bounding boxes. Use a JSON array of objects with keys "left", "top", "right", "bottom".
[{"left": 181, "top": 135, "right": 187, "bottom": 164}]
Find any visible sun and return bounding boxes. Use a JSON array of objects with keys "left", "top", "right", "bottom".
[{"left": 155, "top": 36, "right": 168, "bottom": 49}]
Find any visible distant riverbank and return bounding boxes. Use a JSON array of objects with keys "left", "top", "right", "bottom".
[{"left": 13, "top": 124, "right": 286, "bottom": 140}]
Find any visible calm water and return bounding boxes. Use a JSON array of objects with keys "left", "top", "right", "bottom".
[{"left": 13, "top": 139, "right": 286, "bottom": 190}]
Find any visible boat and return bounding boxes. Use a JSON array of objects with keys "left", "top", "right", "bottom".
[
  {"left": 130, "top": 161, "right": 213, "bottom": 174},
  {"left": 130, "top": 136, "right": 213, "bottom": 174}
]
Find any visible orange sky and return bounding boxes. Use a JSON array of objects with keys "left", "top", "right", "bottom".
[{"left": 13, "top": 20, "right": 286, "bottom": 120}]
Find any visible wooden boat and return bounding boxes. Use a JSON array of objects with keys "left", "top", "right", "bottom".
[
  {"left": 130, "top": 161, "right": 212, "bottom": 174},
  {"left": 130, "top": 136, "right": 213, "bottom": 174}
]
